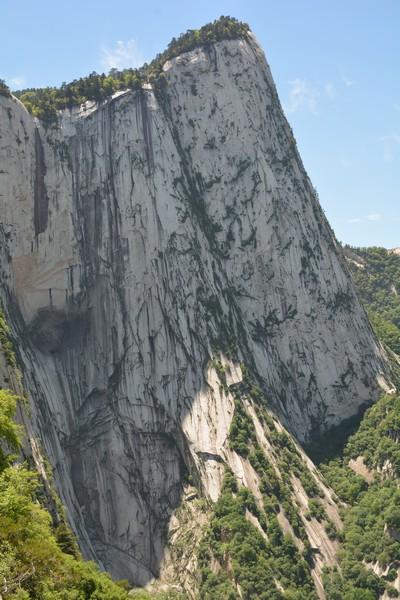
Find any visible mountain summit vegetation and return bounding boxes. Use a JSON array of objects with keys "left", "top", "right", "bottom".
[{"left": 13, "top": 16, "right": 250, "bottom": 123}]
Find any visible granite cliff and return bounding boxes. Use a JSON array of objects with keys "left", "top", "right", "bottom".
[{"left": 0, "top": 21, "right": 393, "bottom": 596}]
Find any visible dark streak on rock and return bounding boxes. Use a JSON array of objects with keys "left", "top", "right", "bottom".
[
  {"left": 139, "top": 90, "right": 154, "bottom": 175},
  {"left": 34, "top": 128, "right": 49, "bottom": 236}
]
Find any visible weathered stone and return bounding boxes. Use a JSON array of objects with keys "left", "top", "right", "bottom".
[{"left": 0, "top": 34, "right": 391, "bottom": 586}]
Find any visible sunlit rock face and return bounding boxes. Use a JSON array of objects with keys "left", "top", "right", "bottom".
[{"left": 0, "top": 33, "right": 390, "bottom": 584}]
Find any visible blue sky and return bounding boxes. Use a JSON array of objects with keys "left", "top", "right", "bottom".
[{"left": 2, "top": 0, "right": 399, "bottom": 248}]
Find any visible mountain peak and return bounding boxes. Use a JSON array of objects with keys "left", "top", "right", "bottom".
[{"left": 0, "top": 20, "right": 394, "bottom": 597}]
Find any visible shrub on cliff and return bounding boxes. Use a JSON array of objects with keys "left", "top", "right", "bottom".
[{"left": 0, "top": 79, "right": 11, "bottom": 97}]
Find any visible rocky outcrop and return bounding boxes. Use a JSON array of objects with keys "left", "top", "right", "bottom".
[{"left": 0, "top": 32, "right": 391, "bottom": 588}]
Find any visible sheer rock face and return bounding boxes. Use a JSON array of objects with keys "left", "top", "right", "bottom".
[{"left": 0, "top": 35, "right": 390, "bottom": 584}]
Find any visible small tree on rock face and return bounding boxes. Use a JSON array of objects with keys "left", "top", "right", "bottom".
[{"left": 0, "top": 79, "right": 11, "bottom": 97}]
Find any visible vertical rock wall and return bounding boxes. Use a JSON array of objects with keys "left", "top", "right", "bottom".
[{"left": 0, "top": 35, "right": 390, "bottom": 585}]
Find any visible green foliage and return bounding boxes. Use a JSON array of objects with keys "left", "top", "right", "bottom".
[
  {"left": 228, "top": 398, "right": 256, "bottom": 457},
  {"left": 324, "top": 519, "right": 341, "bottom": 541},
  {"left": 320, "top": 392, "right": 400, "bottom": 598},
  {"left": 53, "top": 522, "right": 80, "bottom": 557},
  {"left": 306, "top": 499, "right": 326, "bottom": 522},
  {"left": 323, "top": 499, "right": 395, "bottom": 598},
  {"left": 130, "top": 591, "right": 186, "bottom": 599},
  {"left": 0, "top": 307, "right": 17, "bottom": 367},
  {"left": 14, "top": 17, "right": 250, "bottom": 123},
  {"left": 210, "top": 358, "right": 228, "bottom": 392},
  {"left": 239, "top": 363, "right": 269, "bottom": 406},
  {"left": 319, "top": 458, "right": 367, "bottom": 504},
  {"left": 0, "top": 389, "right": 21, "bottom": 470},
  {"left": 198, "top": 472, "right": 316, "bottom": 599},
  {"left": 245, "top": 413, "right": 321, "bottom": 544},
  {"left": 309, "top": 241, "right": 400, "bottom": 594},
  {"left": 0, "top": 78, "right": 11, "bottom": 97},
  {"left": 341, "top": 480, "right": 400, "bottom": 566},
  {"left": 386, "top": 508, "right": 400, "bottom": 530},
  {"left": 318, "top": 247, "right": 400, "bottom": 600},
  {"left": 345, "top": 394, "right": 400, "bottom": 476},
  {"left": 344, "top": 245, "right": 400, "bottom": 355},
  {"left": 298, "top": 470, "right": 320, "bottom": 498},
  {"left": 321, "top": 246, "right": 400, "bottom": 600},
  {"left": 369, "top": 312, "right": 400, "bottom": 355},
  {"left": 227, "top": 363, "right": 274, "bottom": 458}
]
